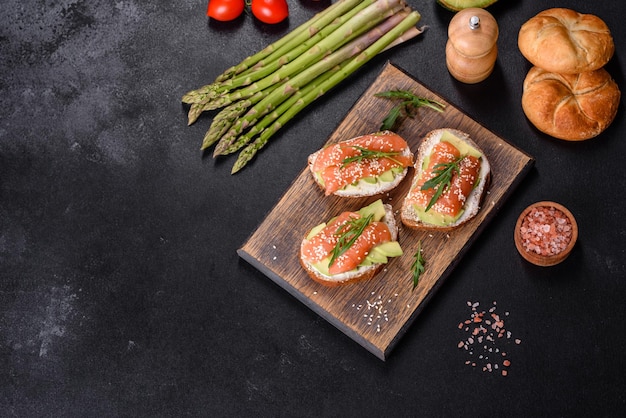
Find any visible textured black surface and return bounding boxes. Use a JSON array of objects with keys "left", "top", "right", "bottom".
[{"left": 1, "top": 0, "right": 625, "bottom": 416}]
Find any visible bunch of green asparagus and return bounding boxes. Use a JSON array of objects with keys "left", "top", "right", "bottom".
[{"left": 182, "top": 0, "right": 423, "bottom": 173}]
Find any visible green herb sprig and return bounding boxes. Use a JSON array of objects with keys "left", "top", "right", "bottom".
[
  {"left": 411, "top": 241, "right": 426, "bottom": 289},
  {"left": 375, "top": 90, "right": 446, "bottom": 131},
  {"left": 329, "top": 213, "right": 374, "bottom": 268},
  {"left": 420, "top": 155, "right": 465, "bottom": 212},
  {"left": 341, "top": 145, "right": 403, "bottom": 168}
]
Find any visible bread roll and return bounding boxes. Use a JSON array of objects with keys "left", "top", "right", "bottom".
[
  {"left": 522, "top": 66, "right": 620, "bottom": 141},
  {"left": 518, "top": 8, "right": 614, "bottom": 74}
]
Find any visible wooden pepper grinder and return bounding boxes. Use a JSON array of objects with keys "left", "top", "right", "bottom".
[{"left": 446, "top": 8, "right": 499, "bottom": 84}]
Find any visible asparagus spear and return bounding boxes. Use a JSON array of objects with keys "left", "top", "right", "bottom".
[
  {"left": 214, "top": 0, "right": 366, "bottom": 83},
  {"left": 226, "top": 0, "right": 376, "bottom": 82},
  {"left": 182, "top": 0, "right": 376, "bottom": 105},
  {"left": 194, "top": 0, "right": 406, "bottom": 112},
  {"left": 201, "top": 90, "right": 266, "bottom": 150},
  {"left": 214, "top": 0, "right": 374, "bottom": 93},
  {"left": 182, "top": 0, "right": 373, "bottom": 110},
  {"left": 216, "top": 65, "right": 343, "bottom": 156},
  {"left": 186, "top": 103, "right": 205, "bottom": 126},
  {"left": 231, "top": 11, "right": 422, "bottom": 173},
  {"left": 212, "top": 3, "right": 409, "bottom": 155}
]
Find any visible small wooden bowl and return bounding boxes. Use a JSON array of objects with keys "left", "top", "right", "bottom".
[{"left": 514, "top": 201, "right": 578, "bottom": 266}]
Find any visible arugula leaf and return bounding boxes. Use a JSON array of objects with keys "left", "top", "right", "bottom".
[
  {"left": 420, "top": 155, "right": 464, "bottom": 212},
  {"left": 411, "top": 241, "right": 425, "bottom": 289},
  {"left": 379, "top": 104, "right": 404, "bottom": 131},
  {"left": 375, "top": 90, "right": 445, "bottom": 131},
  {"left": 341, "top": 145, "right": 403, "bottom": 168},
  {"left": 329, "top": 213, "right": 374, "bottom": 268}
]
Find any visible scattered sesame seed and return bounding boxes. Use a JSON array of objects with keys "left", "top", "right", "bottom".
[{"left": 350, "top": 291, "right": 395, "bottom": 332}]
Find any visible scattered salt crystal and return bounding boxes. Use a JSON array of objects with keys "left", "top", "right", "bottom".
[{"left": 457, "top": 300, "right": 520, "bottom": 376}]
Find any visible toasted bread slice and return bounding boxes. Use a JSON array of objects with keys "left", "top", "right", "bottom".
[
  {"left": 308, "top": 131, "right": 413, "bottom": 198},
  {"left": 400, "top": 128, "right": 491, "bottom": 231},
  {"left": 300, "top": 201, "right": 401, "bottom": 287}
]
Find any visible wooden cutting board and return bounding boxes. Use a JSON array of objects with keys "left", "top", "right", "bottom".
[{"left": 238, "top": 62, "right": 534, "bottom": 360}]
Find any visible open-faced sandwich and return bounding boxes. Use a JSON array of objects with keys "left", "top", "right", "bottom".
[
  {"left": 401, "top": 128, "right": 491, "bottom": 230},
  {"left": 308, "top": 131, "right": 414, "bottom": 197},
  {"left": 300, "top": 199, "right": 403, "bottom": 287}
]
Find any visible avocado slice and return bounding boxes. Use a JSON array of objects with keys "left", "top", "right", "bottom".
[
  {"left": 307, "top": 200, "right": 386, "bottom": 242},
  {"left": 340, "top": 166, "right": 405, "bottom": 192},
  {"left": 307, "top": 200, "right": 403, "bottom": 275},
  {"left": 371, "top": 241, "right": 403, "bottom": 257},
  {"left": 362, "top": 251, "right": 388, "bottom": 266},
  {"left": 310, "top": 240, "right": 403, "bottom": 274},
  {"left": 440, "top": 130, "right": 482, "bottom": 159},
  {"left": 357, "top": 199, "right": 386, "bottom": 222},
  {"left": 412, "top": 203, "right": 465, "bottom": 227},
  {"left": 311, "top": 258, "right": 331, "bottom": 276},
  {"left": 421, "top": 131, "right": 480, "bottom": 172},
  {"left": 437, "top": 0, "right": 498, "bottom": 12},
  {"left": 306, "top": 222, "right": 327, "bottom": 240},
  {"left": 411, "top": 130, "right": 481, "bottom": 226}
]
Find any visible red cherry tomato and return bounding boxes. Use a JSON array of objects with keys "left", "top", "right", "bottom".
[
  {"left": 207, "top": 0, "right": 245, "bottom": 22},
  {"left": 251, "top": 0, "right": 289, "bottom": 24}
]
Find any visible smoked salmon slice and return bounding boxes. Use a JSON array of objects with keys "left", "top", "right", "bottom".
[
  {"left": 405, "top": 141, "right": 481, "bottom": 217},
  {"left": 310, "top": 131, "right": 413, "bottom": 195},
  {"left": 300, "top": 211, "right": 392, "bottom": 275}
]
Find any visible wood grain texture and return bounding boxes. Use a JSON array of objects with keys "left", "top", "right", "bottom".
[{"left": 238, "top": 62, "right": 534, "bottom": 360}]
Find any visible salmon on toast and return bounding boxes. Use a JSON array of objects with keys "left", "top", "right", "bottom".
[
  {"left": 308, "top": 131, "right": 414, "bottom": 197},
  {"left": 401, "top": 128, "right": 491, "bottom": 231},
  {"left": 300, "top": 199, "right": 403, "bottom": 286}
]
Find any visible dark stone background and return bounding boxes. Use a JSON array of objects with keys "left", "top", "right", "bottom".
[{"left": 1, "top": 0, "right": 625, "bottom": 416}]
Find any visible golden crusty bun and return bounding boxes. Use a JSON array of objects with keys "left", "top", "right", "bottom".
[
  {"left": 522, "top": 66, "right": 620, "bottom": 141},
  {"left": 518, "top": 8, "right": 614, "bottom": 74}
]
